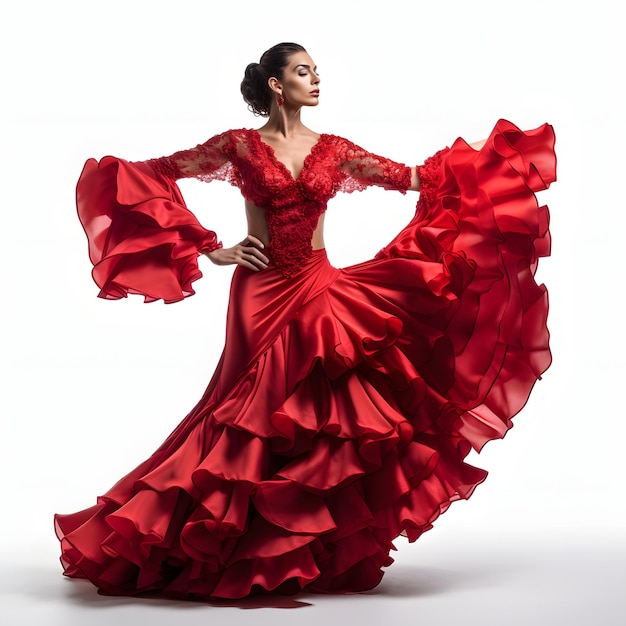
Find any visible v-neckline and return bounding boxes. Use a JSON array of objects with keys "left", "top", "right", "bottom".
[{"left": 250, "top": 129, "right": 326, "bottom": 182}]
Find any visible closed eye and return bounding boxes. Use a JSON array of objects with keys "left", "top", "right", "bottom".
[{"left": 295, "top": 64, "right": 320, "bottom": 77}]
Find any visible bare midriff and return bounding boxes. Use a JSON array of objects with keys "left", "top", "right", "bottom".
[{"left": 245, "top": 199, "right": 326, "bottom": 251}]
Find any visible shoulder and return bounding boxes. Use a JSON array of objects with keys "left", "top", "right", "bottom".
[
  {"left": 316, "top": 134, "right": 369, "bottom": 162},
  {"left": 319, "top": 133, "right": 352, "bottom": 146},
  {"left": 201, "top": 128, "right": 252, "bottom": 146},
  {"left": 199, "top": 129, "right": 256, "bottom": 160}
]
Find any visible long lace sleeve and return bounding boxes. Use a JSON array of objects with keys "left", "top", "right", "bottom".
[
  {"left": 75, "top": 131, "right": 240, "bottom": 304},
  {"left": 145, "top": 130, "right": 238, "bottom": 185},
  {"left": 333, "top": 137, "right": 412, "bottom": 194}
]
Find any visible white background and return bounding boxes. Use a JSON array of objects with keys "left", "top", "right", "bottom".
[{"left": 1, "top": 0, "right": 624, "bottom": 624}]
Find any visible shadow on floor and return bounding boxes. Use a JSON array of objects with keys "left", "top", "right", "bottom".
[{"left": 1, "top": 557, "right": 525, "bottom": 610}]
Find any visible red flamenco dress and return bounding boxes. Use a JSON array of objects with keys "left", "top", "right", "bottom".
[{"left": 55, "top": 119, "right": 556, "bottom": 599}]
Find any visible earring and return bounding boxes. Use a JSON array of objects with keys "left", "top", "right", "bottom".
[{"left": 276, "top": 94, "right": 284, "bottom": 106}]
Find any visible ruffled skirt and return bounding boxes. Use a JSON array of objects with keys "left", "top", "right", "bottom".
[{"left": 55, "top": 119, "right": 556, "bottom": 599}]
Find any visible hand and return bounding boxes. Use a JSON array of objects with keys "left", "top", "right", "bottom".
[{"left": 205, "top": 235, "right": 269, "bottom": 271}]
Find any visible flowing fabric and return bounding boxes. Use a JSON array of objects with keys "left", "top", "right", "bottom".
[{"left": 55, "top": 119, "right": 556, "bottom": 599}]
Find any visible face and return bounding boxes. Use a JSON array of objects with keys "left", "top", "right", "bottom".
[{"left": 273, "top": 51, "right": 321, "bottom": 108}]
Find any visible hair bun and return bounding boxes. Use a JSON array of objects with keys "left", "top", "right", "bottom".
[{"left": 240, "top": 43, "right": 306, "bottom": 117}]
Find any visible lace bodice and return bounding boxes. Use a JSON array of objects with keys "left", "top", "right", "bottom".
[{"left": 146, "top": 129, "right": 413, "bottom": 276}]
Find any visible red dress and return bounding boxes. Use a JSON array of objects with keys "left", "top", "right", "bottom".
[{"left": 55, "top": 119, "right": 556, "bottom": 599}]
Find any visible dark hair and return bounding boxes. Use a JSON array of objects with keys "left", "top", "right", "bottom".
[{"left": 240, "top": 42, "right": 306, "bottom": 117}]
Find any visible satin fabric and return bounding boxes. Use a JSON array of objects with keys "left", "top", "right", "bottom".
[{"left": 55, "top": 119, "right": 557, "bottom": 599}]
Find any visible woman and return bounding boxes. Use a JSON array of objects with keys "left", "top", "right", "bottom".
[{"left": 55, "top": 42, "right": 556, "bottom": 600}]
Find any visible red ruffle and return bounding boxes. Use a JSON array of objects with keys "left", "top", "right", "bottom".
[
  {"left": 56, "top": 119, "right": 556, "bottom": 600},
  {"left": 76, "top": 157, "right": 221, "bottom": 303},
  {"left": 377, "top": 118, "right": 556, "bottom": 449}
]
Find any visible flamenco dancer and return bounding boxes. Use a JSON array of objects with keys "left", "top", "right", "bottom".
[{"left": 55, "top": 42, "right": 556, "bottom": 599}]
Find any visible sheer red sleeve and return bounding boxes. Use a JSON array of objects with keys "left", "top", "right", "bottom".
[
  {"left": 146, "top": 131, "right": 239, "bottom": 185},
  {"left": 76, "top": 132, "right": 237, "bottom": 304},
  {"left": 333, "top": 137, "right": 413, "bottom": 194}
]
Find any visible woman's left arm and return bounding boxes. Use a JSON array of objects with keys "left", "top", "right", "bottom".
[{"left": 338, "top": 138, "right": 415, "bottom": 194}]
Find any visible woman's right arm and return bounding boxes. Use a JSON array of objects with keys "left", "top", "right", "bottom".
[
  {"left": 147, "top": 132, "right": 269, "bottom": 272},
  {"left": 145, "top": 131, "right": 232, "bottom": 182},
  {"left": 76, "top": 130, "right": 254, "bottom": 302}
]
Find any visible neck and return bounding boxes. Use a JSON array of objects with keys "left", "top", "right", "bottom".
[{"left": 261, "top": 105, "right": 307, "bottom": 138}]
